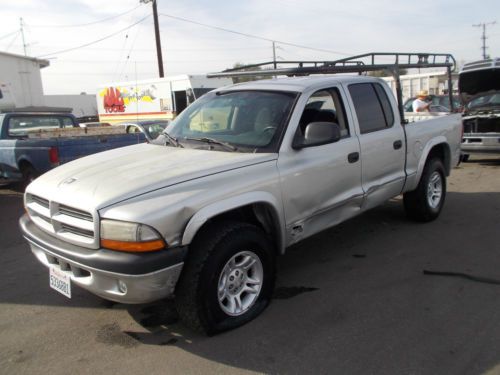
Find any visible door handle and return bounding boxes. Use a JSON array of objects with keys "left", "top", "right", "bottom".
[
  {"left": 348, "top": 152, "right": 359, "bottom": 163},
  {"left": 393, "top": 140, "right": 403, "bottom": 150}
]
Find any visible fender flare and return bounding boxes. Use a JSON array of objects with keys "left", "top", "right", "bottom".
[{"left": 181, "top": 191, "right": 286, "bottom": 254}]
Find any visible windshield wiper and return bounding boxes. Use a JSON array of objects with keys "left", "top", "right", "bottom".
[
  {"left": 162, "top": 131, "right": 183, "bottom": 148},
  {"left": 184, "top": 137, "right": 237, "bottom": 151}
]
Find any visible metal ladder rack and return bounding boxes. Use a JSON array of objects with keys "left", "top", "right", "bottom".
[{"left": 208, "top": 52, "right": 457, "bottom": 123}]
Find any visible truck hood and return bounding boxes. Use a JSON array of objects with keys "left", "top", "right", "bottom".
[
  {"left": 459, "top": 68, "right": 500, "bottom": 115},
  {"left": 27, "top": 143, "right": 277, "bottom": 210}
]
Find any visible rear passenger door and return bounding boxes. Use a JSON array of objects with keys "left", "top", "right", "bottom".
[{"left": 347, "top": 82, "right": 406, "bottom": 210}]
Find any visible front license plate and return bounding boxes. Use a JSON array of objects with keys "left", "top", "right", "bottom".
[{"left": 49, "top": 267, "right": 71, "bottom": 298}]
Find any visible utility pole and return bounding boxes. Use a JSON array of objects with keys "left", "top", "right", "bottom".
[
  {"left": 473, "top": 21, "right": 496, "bottom": 60},
  {"left": 272, "top": 41, "right": 277, "bottom": 69},
  {"left": 20, "top": 17, "right": 27, "bottom": 56},
  {"left": 141, "top": 0, "right": 164, "bottom": 77}
]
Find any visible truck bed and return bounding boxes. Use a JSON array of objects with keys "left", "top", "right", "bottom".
[{"left": 403, "top": 113, "right": 462, "bottom": 191}]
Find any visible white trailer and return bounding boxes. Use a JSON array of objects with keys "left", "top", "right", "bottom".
[{"left": 96, "top": 75, "right": 232, "bottom": 124}]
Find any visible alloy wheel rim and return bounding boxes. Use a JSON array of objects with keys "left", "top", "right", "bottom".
[
  {"left": 217, "top": 251, "right": 263, "bottom": 316},
  {"left": 427, "top": 171, "right": 443, "bottom": 209}
]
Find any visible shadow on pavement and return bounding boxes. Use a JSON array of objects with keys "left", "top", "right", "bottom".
[{"left": 465, "top": 155, "right": 500, "bottom": 167}]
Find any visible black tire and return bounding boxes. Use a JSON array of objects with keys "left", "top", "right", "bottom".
[
  {"left": 14, "top": 164, "right": 38, "bottom": 191},
  {"left": 175, "top": 221, "right": 276, "bottom": 335},
  {"left": 22, "top": 164, "right": 38, "bottom": 183},
  {"left": 403, "top": 158, "right": 446, "bottom": 222},
  {"left": 460, "top": 154, "right": 470, "bottom": 163}
]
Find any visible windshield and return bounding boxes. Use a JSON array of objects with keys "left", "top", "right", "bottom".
[
  {"left": 139, "top": 120, "right": 168, "bottom": 139},
  {"left": 162, "top": 90, "right": 297, "bottom": 152},
  {"left": 467, "top": 93, "right": 500, "bottom": 109}
]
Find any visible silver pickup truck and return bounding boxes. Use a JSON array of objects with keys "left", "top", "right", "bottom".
[{"left": 20, "top": 75, "right": 462, "bottom": 335}]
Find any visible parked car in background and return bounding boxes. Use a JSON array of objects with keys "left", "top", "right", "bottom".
[
  {"left": 0, "top": 111, "right": 144, "bottom": 185},
  {"left": 116, "top": 120, "right": 169, "bottom": 142},
  {"left": 459, "top": 58, "right": 500, "bottom": 160},
  {"left": 404, "top": 95, "right": 462, "bottom": 113}
]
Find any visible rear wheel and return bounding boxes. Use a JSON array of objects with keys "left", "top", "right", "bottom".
[
  {"left": 404, "top": 158, "right": 446, "bottom": 222},
  {"left": 22, "top": 164, "right": 38, "bottom": 183},
  {"left": 15, "top": 164, "right": 39, "bottom": 191},
  {"left": 175, "top": 221, "right": 275, "bottom": 335}
]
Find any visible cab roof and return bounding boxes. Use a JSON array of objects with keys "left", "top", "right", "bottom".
[{"left": 218, "top": 75, "right": 384, "bottom": 94}]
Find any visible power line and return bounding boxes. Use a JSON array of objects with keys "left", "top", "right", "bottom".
[
  {"left": 27, "top": 5, "right": 143, "bottom": 28},
  {"left": 5, "top": 32, "right": 20, "bottom": 52},
  {"left": 37, "top": 15, "right": 151, "bottom": 58},
  {"left": 0, "top": 30, "right": 19, "bottom": 41},
  {"left": 158, "top": 12, "right": 351, "bottom": 56},
  {"left": 116, "top": 20, "right": 144, "bottom": 81}
]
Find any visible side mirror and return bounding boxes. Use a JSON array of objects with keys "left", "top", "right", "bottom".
[{"left": 292, "top": 122, "right": 341, "bottom": 149}]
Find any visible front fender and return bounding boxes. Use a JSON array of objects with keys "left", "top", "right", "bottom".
[{"left": 181, "top": 191, "right": 286, "bottom": 254}]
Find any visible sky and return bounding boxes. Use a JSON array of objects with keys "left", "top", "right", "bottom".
[{"left": 1, "top": 0, "right": 499, "bottom": 94}]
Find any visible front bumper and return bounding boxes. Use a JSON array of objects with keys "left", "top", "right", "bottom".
[
  {"left": 20, "top": 214, "right": 187, "bottom": 304},
  {"left": 461, "top": 134, "right": 500, "bottom": 154}
]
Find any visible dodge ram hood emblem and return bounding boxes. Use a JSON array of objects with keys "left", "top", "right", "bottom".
[{"left": 61, "top": 177, "right": 77, "bottom": 186}]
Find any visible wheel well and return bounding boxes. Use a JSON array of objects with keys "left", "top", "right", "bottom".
[
  {"left": 18, "top": 159, "right": 33, "bottom": 173},
  {"left": 427, "top": 143, "right": 451, "bottom": 175},
  {"left": 190, "top": 203, "right": 282, "bottom": 255}
]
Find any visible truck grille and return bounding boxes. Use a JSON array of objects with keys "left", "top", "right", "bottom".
[
  {"left": 26, "top": 193, "right": 98, "bottom": 248},
  {"left": 463, "top": 117, "right": 500, "bottom": 134}
]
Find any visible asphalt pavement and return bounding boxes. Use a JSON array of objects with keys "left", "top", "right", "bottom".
[{"left": 1, "top": 155, "right": 499, "bottom": 375}]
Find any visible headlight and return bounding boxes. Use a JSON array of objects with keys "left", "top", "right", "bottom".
[{"left": 100, "top": 219, "right": 166, "bottom": 252}]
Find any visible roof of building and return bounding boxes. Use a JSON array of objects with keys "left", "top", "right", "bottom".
[{"left": 0, "top": 51, "right": 50, "bottom": 69}]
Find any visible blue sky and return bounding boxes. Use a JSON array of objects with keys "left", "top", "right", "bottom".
[{"left": 1, "top": 0, "right": 498, "bottom": 94}]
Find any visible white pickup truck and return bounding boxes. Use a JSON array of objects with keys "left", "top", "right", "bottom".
[{"left": 20, "top": 74, "right": 462, "bottom": 335}]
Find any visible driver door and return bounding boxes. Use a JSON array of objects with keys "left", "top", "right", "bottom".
[{"left": 278, "top": 87, "right": 363, "bottom": 245}]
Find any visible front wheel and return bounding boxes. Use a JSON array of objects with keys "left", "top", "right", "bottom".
[
  {"left": 403, "top": 158, "right": 446, "bottom": 222},
  {"left": 175, "top": 221, "right": 275, "bottom": 335}
]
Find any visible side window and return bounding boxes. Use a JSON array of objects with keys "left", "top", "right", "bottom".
[
  {"left": 61, "top": 117, "right": 75, "bottom": 127},
  {"left": 373, "top": 84, "right": 394, "bottom": 127},
  {"left": 298, "top": 88, "right": 349, "bottom": 139},
  {"left": 349, "top": 83, "right": 394, "bottom": 134}
]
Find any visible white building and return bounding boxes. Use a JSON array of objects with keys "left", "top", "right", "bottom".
[
  {"left": 382, "top": 71, "right": 458, "bottom": 101},
  {"left": 0, "top": 51, "right": 49, "bottom": 108}
]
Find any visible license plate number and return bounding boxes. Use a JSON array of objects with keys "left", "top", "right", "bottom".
[{"left": 49, "top": 267, "right": 71, "bottom": 298}]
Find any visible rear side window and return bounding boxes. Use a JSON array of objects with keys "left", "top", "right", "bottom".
[
  {"left": 8, "top": 116, "right": 74, "bottom": 137},
  {"left": 349, "top": 83, "right": 394, "bottom": 134}
]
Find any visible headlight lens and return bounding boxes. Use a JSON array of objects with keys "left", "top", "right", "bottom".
[{"left": 100, "top": 219, "right": 166, "bottom": 252}]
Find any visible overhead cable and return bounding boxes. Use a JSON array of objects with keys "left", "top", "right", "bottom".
[
  {"left": 5, "top": 32, "right": 20, "bottom": 52},
  {"left": 159, "top": 12, "right": 351, "bottom": 56},
  {"left": 0, "top": 30, "right": 20, "bottom": 41},
  {"left": 37, "top": 15, "right": 151, "bottom": 58},
  {"left": 28, "top": 5, "right": 143, "bottom": 28}
]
